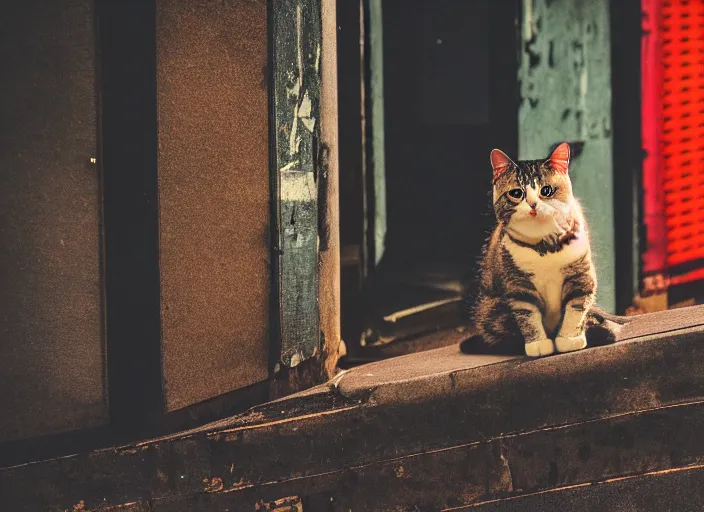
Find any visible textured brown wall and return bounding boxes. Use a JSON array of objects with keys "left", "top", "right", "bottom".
[
  {"left": 0, "top": 0, "right": 108, "bottom": 441},
  {"left": 156, "top": 0, "right": 270, "bottom": 411}
]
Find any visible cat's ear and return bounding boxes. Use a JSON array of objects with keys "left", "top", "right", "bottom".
[
  {"left": 548, "top": 142, "right": 570, "bottom": 174},
  {"left": 490, "top": 149, "right": 515, "bottom": 181}
]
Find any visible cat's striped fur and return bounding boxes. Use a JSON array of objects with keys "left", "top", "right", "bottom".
[{"left": 460, "top": 143, "right": 626, "bottom": 357}]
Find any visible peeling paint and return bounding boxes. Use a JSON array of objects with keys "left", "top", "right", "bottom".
[
  {"left": 298, "top": 91, "right": 316, "bottom": 132},
  {"left": 518, "top": 0, "right": 616, "bottom": 312},
  {"left": 286, "top": 73, "right": 300, "bottom": 99},
  {"left": 281, "top": 171, "right": 317, "bottom": 202},
  {"left": 314, "top": 43, "right": 321, "bottom": 73},
  {"left": 280, "top": 160, "right": 300, "bottom": 173},
  {"left": 272, "top": 0, "right": 323, "bottom": 368},
  {"left": 289, "top": 350, "right": 304, "bottom": 367},
  {"left": 289, "top": 119, "right": 300, "bottom": 156}
]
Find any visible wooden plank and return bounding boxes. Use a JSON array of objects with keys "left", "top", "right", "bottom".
[
  {"left": 271, "top": 0, "right": 322, "bottom": 367},
  {"left": 155, "top": 0, "right": 270, "bottom": 411},
  {"left": 317, "top": 0, "right": 343, "bottom": 378},
  {"left": 0, "top": 0, "right": 107, "bottom": 442},
  {"left": 336, "top": 0, "right": 366, "bottom": 360}
]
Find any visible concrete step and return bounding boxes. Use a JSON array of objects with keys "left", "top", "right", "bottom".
[{"left": 2, "top": 306, "right": 704, "bottom": 511}]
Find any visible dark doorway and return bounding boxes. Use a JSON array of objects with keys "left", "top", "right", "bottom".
[{"left": 339, "top": 0, "right": 520, "bottom": 362}]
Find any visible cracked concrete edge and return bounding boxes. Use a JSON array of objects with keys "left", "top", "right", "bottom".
[
  {"left": 256, "top": 305, "right": 704, "bottom": 415},
  {"left": 199, "top": 305, "right": 704, "bottom": 433},
  {"left": 59, "top": 307, "right": 704, "bottom": 456},
  {"left": 332, "top": 305, "right": 704, "bottom": 406}
]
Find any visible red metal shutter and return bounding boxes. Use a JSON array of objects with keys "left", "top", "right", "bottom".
[{"left": 642, "top": 0, "right": 704, "bottom": 287}]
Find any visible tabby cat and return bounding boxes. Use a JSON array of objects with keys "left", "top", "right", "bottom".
[{"left": 460, "top": 143, "right": 626, "bottom": 357}]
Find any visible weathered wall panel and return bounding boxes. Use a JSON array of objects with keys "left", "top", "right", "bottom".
[
  {"left": 156, "top": 0, "right": 270, "bottom": 411},
  {"left": 271, "top": 0, "right": 322, "bottom": 367},
  {"left": 518, "top": 0, "right": 616, "bottom": 311},
  {"left": 0, "top": 0, "right": 107, "bottom": 441}
]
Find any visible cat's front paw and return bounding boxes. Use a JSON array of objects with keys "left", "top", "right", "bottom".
[
  {"left": 555, "top": 333, "right": 587, "bottom": 353},
  {"left": 525, "top": 338, "right": 555, "bottom": 357}
]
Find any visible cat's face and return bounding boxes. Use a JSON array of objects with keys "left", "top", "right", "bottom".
[{"left": 490, "top": 143, "right": 574, "bottom": 241}]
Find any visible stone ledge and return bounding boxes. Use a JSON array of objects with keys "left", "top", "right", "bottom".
[{"left": 1, "top": 306, "right": 703, "bottom": 511}]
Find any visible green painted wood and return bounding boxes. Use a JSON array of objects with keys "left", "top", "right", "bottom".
[
  {"left": 366, "top": 0, "right": 387, "bottom": 268},
  {"left": 271, "top": 0, "right": 322, "bottom": 367},
  {"left": 518, "top": 0, "right": 616, "bottom": 312}
]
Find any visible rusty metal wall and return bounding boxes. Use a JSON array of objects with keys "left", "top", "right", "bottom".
[
  {"left": 0, "top": 0, "right": 108, "bottom": 441},
  {"left": 156, "top": 0, "right": 271, "bottom": 411}
]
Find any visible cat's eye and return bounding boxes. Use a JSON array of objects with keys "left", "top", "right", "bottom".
[
  {"left": 540, "top": 185, "right": 555, "bottom": 197},
  {"left": 507, "top": 188, "right": 523, "bottom": 200}
]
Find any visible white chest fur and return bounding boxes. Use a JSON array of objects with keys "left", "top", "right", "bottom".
[{"left": 503, "top": 232, "right": 589, "bottom": 335}]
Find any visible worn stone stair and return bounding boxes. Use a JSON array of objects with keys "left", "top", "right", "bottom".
[{"left": 2, "top": 306, "right": 704, "bottom": 511}]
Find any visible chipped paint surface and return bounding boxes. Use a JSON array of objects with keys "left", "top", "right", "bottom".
[
  {"left": 281, "top": 4, "right": 320, "bottom": 161},
  {"left": 518, "top": 0, "right": 615, "bottom": 312},
  {"left": 280, "top": 171, "right": 317, "bottom": 202},
  {"left": 272, "top": 0, "right": 323, "bottom": 367}
]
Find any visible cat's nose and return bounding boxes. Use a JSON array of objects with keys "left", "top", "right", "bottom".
[{"left": 528, "top": 202, "right": 537, "bottom": 210}]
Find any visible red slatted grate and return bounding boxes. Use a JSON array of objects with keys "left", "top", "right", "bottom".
[{"left": 660, "top": 0, "right": 704, "bottom": 276}]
